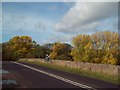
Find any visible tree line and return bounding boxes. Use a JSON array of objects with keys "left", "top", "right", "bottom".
[
  {"left": 71, "top": 31, "right": 119, "bottom": 65},
  {"left": 2, "top": 31, "right": 120, "bottom": 65},
  {"left": 2, "top": 36, "right": 72, "bottom": 61}
]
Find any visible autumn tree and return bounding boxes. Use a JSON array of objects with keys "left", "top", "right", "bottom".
[
  {"left": 2, "top": 42, "right": 14, "bottom": 60},
  {"left": 2, "top": 36, "right": 35, "bottom": 61},
  {"left": 71, "top": 34, "right": 95, "bottom": 62},
  {"left": 71, "top": 31, "right": 119, "bottom": 65},
  {"left": 50, "top": 42, "right": 73, "bottom": 60}
]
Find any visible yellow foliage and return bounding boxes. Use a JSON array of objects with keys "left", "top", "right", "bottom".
[
  {"left": 50, "top": 52, "right": 57, "bottom": 59},
  {"left": 71, "top": 31, "right": 118, "bottom": 65}
]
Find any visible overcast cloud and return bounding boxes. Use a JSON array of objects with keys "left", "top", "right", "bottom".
[{"left": 55, "top": 2, "right": 118, "bottom": 34}]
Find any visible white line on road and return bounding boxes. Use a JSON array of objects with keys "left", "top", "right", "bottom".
[{"left": 11, "top": 61, "right": 97, "bottom": 90}]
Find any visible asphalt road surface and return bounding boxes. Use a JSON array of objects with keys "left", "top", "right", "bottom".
[{"left": 2, "top": 61, "right": 120, "bottom": 90}]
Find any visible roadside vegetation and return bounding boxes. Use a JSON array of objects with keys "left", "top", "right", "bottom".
[
  {"left": 2, "top": 36, "right": 73, "bottom": 61},
  {"left": 2, "top": 31, "right": 120, "bottom": 65},
  {"left": 18, "top": 59, "right": 119, "bottom": 84},
  {"left": 2, "top": 31, "right": 119, "bottom": 84},
  {"left": 71, "top": 31, "right": 119, "bottom": 65}
]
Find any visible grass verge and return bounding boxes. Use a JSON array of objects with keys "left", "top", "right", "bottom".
[{"left": 18, "top": 59, "right": 119, "bottom": 84}]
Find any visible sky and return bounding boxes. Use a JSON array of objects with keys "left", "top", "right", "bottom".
[{"left": 1, "top": 1, "right": 118, "bottom": 45}]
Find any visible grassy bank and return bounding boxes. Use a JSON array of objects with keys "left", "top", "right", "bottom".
[{"left": 18, "top": 59, "right": 119, "bottom": 84}]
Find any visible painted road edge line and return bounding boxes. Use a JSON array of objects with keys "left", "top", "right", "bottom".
[{"left": 11, "top": 61, "right": 97, "bottom": 90}]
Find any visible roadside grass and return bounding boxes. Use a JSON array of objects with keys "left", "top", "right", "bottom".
[{"left": 18, "top": 59, "right": 119, "bottom": 84}]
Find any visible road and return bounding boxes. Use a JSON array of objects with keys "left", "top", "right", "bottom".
[{"left": 2, "top": 61, "right": 120, "bottom": 89}]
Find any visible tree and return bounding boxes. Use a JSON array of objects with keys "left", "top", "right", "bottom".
[
  {"left": 50, "top": 42, "right": 73, "bottom": 60},
  {"left": 2, "top": 36, "right": 35, "bottom": 61},
  {"left": 71, "top": 34, "right": 95, "bottom": 62},
  {"left": 43, "top": 43, "right": 56, "bottom": 50},
  {"left": 71, "top": 31, "right": 119, "bottom": 65},
  {"left": 33, "top": 44, "right": 51, "bottom": 58}
]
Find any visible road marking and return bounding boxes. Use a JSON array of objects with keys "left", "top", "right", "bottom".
[{"left": 11, "top": 61, "right": 97, "bottom": 90}]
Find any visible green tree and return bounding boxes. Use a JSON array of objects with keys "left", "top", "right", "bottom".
[{"left": 33, "top": 44, "right": 51, "bottom": 58}]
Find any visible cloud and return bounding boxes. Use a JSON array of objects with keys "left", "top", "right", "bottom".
[
  {"left": 48, "top": 34, "right": 74, "bottom": 43},
  {"left": 34, "top": 22, "right": 46, "bottom": 32},
  {"left": 2, "top": 14, "right": 26, "bottom": 31},
  {"left": 2, "top": 13, "right": 47, "bottom": 33},
  {"left": 55, "top": 2, "right": 118, "bottom": 34}
]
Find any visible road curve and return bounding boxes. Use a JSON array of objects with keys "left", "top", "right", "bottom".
[
  {"left": 2, "top": 61, "right": 120, "bottom": 90},
  {"left": 2, "top": 61, "right": 86, "bottom": 89}
]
